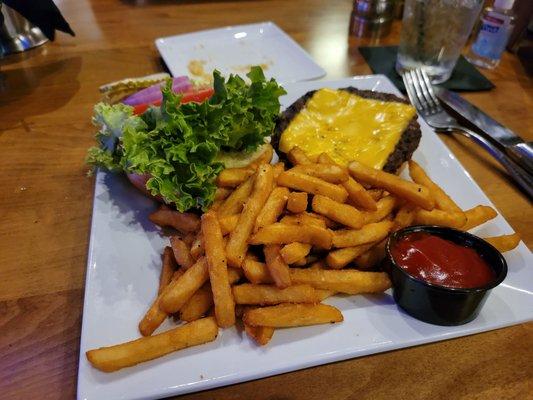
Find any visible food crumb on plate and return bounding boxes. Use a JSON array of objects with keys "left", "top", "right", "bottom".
[
  {"left": 188, "top": 60, "right": 212, "bottom": 83},
  {"left": 232, "top": 61, "right": 272, "bottom": 73}
]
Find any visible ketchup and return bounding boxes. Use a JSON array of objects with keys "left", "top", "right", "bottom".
[{"left": 391, "top": 232, "right": 495, "bottom": 289}]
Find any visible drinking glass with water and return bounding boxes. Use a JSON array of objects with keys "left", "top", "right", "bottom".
[{"left": 395, "top": 0, "right": 484, "bottom": 84}]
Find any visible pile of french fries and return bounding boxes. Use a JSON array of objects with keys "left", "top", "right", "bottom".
[{"left": 86, "top": 144, "right": 521, "bottom": 372}]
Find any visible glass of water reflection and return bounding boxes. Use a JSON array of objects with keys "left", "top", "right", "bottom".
[{"left": 395, "top": 0, "right": 484, "bottom": 84}]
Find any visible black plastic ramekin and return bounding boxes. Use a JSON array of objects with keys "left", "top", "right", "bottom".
[{"left": 384, "top": 225, "right": 508, "bottom": 326}]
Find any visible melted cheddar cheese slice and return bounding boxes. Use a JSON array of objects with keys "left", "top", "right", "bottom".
[{"left": 279, "top": 88, "right": 417, "bottom": 169}]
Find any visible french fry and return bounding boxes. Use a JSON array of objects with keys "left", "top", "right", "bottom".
[
  {"left": 139, "top": 268, "right": 185, "bottom": 336},
  {"left": 354, "top": 239, "right": 387, "bottom": 270},
  {"left": 316, "top": 289, "right": 336, "bottom": 301},
  {"left": 326, "top": 243, "right": 375, "bottom": 269},
  {"left": 307, "top": 212, "right": 337, "bottom": 228},
  {"left": 159, "top": 247, "right": 177, "bottom": 294},
  {"left": 348, "top": 161, "right": 435, "bottom": 210},
  {"left": 210, "top": 201, "right": 222, "bottom": 211},
  {"left": 393, "top": 203, "right": 418, "bottom": 230},
  {"left": 254, "top": 187, "right": 290, "bottom": 233},
  {"left": 280, "top": 212, "right": 327, "bottom": 229},
  {"left": 292, "top": 257, "right": 308, "bottom": 267},
  {"left": 288, "top": 146, "right": 312, "bottom": 165},
  {"left": 289, "top": 268, "right": 392, "bottom": 294},
  {"left": 170, "top": 236, "right": 194, "bottom": 269},
  {"left": 286, "top": 191, "right": 308, "bottom": 213},
  {"left": 160, "top": 257, "right": 209, "bottom": 314},
  {"left": 248, "top": 144, "right": 274, "bottom": 169},
  {"left": 332, "top": 220, "right": 394, "bottom": 248},
  {"left": 483, "top": 233, "right": 521, "bottom": 253},
  {"left": 414, "top": 209, "right": 466, "bottom": 229},
  {"left": 361, "top": 196, "right": 396, "bottom": 224},
  {"left": 409, "top": 160, "right": 463, "bottom": 214},
  {"left": 250, "top": 223, "right": 332, "bottom": 249},
  {"left": 182, "top": 233, "right": 196, "bottom": 247},
  {"left": 87, "top": 317, "right": 218, "bottom": 372},
  {"left": 226, "top": 165, "right": 274, "bottom": 267},
  {"left": 462, "top": 205, "right": 498, "bottom": 231},
  {"left": 242, "top": 258, "right": 273, "bottom": 284},
  {"left": 243, "top": 304, "right": 343, "bottom": 328},
  {"left": 279, "top": 215, "right": 300, "bottom": 228},
  {"left": 227, "top": 267, "right": 243, "bottom": 284},
  {"left": 190, "top": 234, "right": 204, "bottom": 260},
  {"left": 368, "top": 189, "right": 384, "bottom": 201},
  {"left": 171, "top": 269, "right": 183, "bottom": 280},
  {"left": 290, "top": 164, "right": 349, "bottom": 184},
  {"left": 180, "top": 268, "right": 242, "bottom": 322},
  {"left": 244, "top": 251, "right": 259, "bottom": 262},
  {"left": 317, "top": 153, "right": 334, "bottom": 165},
  {"left": 309, "top": 260, "right": 326, "bottom": 270},
  {"left": 217, "top": 176, "right": 254, "bottom": 217},
  {"left": 179, "top": 284, "right": 213, "bottom": 322},
  {"left": 277, "top": 170, "right": 349, "bottom": 203},
  {"left": 149, "top": 206, "right": 200, "bottom": 233},
  {"left": 216, "top": 167, "right": 255, "bottom": 188},
  {"left": 138, "top": 297, "right": 169, "bottom": 337},
  {"left": 232, "top": 284, "right": 320, "bottom": 305},
  {"left": 201, "top": 211, "right": 235, "bottom": 328},
  {"left": 214, "top": 187, "right": 232, "bottom": 201},
  {"left": 219, "top": 214, "right": 239, "bottom": 235},
  {"left": 244, "top": 324, "right": 275, "bottom": 346},
  {"left": 280, "top": 242, "right": 312, "bottom": 264},
  {"left": 317, "top": 153, "right": 377, "bottom": 210},
  {"left": 312, "top": 194, "right": 364, "bottom": 229},
  {"left": 272, "top": 162, "right": 286, "bottom": 179},
  {"left": 342, "top": 177, "right": 378, "bottom": 211},
  {"left": 264, "top": 244, "right": 292, "bottom": 288}
]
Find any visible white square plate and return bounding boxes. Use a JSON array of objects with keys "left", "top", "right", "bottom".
[
  {"left": 155, "top": 21, "right": 326, "bottom": 84},
  {"left": 78, "top": 75, "right": 533, "bottom": 400}
]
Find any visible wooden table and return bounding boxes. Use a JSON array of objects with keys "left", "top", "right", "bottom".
[{"left": 1, "top": 1, "right": 531, "bottom": 398}]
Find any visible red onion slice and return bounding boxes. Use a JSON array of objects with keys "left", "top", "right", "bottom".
[{"left": 122, "top": 76, "right": 192, "bottom": 106}]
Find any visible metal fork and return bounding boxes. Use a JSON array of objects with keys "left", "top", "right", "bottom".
[{"left": 402, "top": 68, "right": 533, "bottom": 198}]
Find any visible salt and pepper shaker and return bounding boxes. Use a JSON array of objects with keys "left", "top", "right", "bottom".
[{"left": 349, "top": 0, "right": 395, "bottom": 38}]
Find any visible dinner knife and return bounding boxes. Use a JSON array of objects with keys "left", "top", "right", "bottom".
[{"left": 435, "top": 87, "right": 533, "bottom": 176}]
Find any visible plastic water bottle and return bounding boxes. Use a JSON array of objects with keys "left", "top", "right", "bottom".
[{"left": 466, "top": 0, "right": 516, "bottom": 69}]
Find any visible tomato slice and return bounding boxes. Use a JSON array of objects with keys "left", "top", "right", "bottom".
[
  {"left": 181, "top": 88, "right": 214, "bottom": 104},
  {"left": 132, "top": 87, "right": 214, "bottom": 115},
  {"left": 132, "top": 101, "right": 159, "bottom": 115}
]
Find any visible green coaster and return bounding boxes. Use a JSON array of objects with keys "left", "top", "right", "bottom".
[{"left": 359, "top": 46, "right": 495, "bottom": 92}]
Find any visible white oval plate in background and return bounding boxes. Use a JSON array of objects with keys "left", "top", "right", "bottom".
[{"left": 155, "top": 21, "right": 326, "bottom": 84}]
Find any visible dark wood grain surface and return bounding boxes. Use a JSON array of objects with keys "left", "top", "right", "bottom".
[{"left": 0, "top": 1, "right": 531, "bottom": 399}]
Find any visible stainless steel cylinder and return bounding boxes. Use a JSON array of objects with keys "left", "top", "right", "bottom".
[{"left": 1, "top": 4, "right": 48, "bottom": 57}]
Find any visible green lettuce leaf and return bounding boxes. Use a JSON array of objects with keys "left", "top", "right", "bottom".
[
  {"left": 92, "top": 103, "right": 135, "bottom": 145},
  {"left": 86, "top": 66, "right": 285, "bottom": 212}
]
